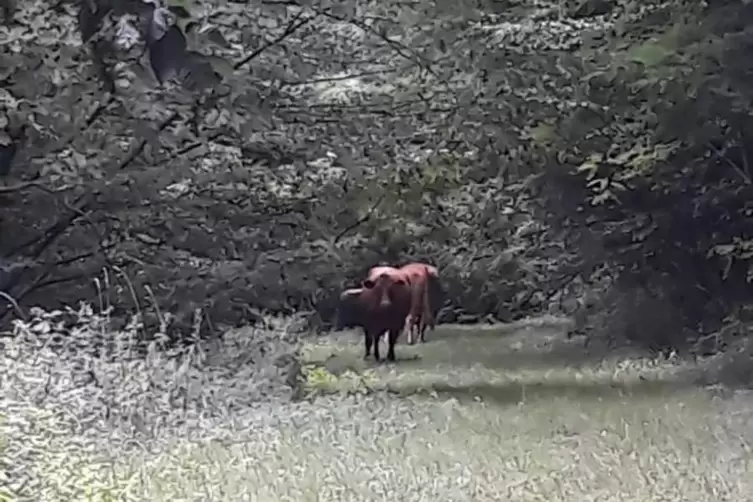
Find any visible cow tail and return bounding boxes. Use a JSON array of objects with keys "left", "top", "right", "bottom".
[
  {"left": 421, "top": 269, "right": 431, "bottom": 329},
  {"left": 425, "top": 265, "right": 438, "bottom": 328}
]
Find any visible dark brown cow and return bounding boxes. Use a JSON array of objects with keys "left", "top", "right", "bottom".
[
  {"left": 395, "top": 262, "right": 442, "bottom": 344},
  {"left": 337, "top": 270, "right": 412, "bottom": 362},
  {"left": 361, "top": 262, "right": 443, "bottom": 344}
]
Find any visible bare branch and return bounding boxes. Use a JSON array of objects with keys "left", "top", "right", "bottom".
[
  {"left": 115, "top": 110, "right": 181, "bottom": 170},
  {"left": 294, "top": 2, "right": 439, "bottom": 77},
  {"left": 708, "top": 141, "right": 751, "bottom": 185},
  {"left": 36, "top": 95, "right": 116, "bottom": 159},
  {"left": 234, "top": 10, "right": 317, "bottom": 70},
  {"left": 0, "top": 290, "right": 26, "bottom": 321},
  {"left": 333, "top": 194, "right": 385, "bottom": 244},
  {"left": 0, "top": 181, "right": 74, "bottom": 194}
]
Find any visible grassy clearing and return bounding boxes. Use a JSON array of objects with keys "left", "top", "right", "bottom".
[
  {"left": 290, "top": 320, "right": 753, "bottom": 501},
  {"left": 107, "top": 392, "right": 753, "bottom": 501},
  {"left": 3, "top": 313, "right": 753, "bottom": 501},
  {"left": 300, "top": 318, "right": 692, "bottom": 402}
]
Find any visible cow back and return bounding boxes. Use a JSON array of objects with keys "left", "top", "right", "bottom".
[
  {"left": 398, "top": 262, "right": 443, "bottom": 321},
  {"left": 364, "top": 265, "right": 401, "bottom": 286}
]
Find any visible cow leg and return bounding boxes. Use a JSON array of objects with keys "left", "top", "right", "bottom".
[
  {"left": 373, "top": 330, "right": 382, "bottom": 362},
  {"left": 411, "top": 320, "right": 420, "bottom": 345},
  {"left": 387, "top": 327, "right": 400, "bottom": 362},
  {"left": 404, "top": 315, "right": 414, "bottom": 345},
  {"left": 405, "top": 314, "right": 418, "bottom": 344},
  {"left": 409, "top": 316, "right": 421, "bottom": 345},
  {"left": 363, "top": 329, "right": 374, "bottom": 360},
  {"left": 420, "top": 283, "right": 432, "bottom": 342},
  {"left": 403, "top": 279, "right": 422, "bottom": 346}
]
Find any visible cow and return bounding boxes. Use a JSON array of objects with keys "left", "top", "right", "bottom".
[
  {"left": 393, "top": 262, "right": 443, "bottom": 344},
  {"left": 337, "top": 270, "right": 413, "bottom": 362},
  {"left": 361, "top": 262, "right": 444, "bottom": 345}
]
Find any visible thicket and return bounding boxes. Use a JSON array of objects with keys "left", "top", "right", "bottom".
[
  {"left": 538, "top": 0, "right": 753, "bottom": 359},
  {"left": 1, "top": 0, "right": 753, "bottom": 364}
]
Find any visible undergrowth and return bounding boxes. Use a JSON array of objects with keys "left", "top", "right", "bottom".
[
  {"left": 0, "top": 304, "right": 301, "bottom": 501},
  {"left": 1, "top": 307, "right": 752, "bottom": 501}
]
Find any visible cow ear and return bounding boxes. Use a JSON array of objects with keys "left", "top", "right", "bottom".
[{"left": 363, "top": 279, "right": 376, "bottom": 289}]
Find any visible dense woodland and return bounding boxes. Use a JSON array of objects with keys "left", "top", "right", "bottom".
[{"left": 2, "top": 0, "right": 753, "bottom": 368}]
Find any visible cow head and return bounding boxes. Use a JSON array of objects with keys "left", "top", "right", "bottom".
[{"left": 363, "top": 272, "right": 406, "bottom": 309}]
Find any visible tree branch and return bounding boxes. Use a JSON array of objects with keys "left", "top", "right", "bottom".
[
  {"left": 0, "top": 181, "right": 74, "bottom": 194},
  {"left": 234, "top": 10, "right": 316, "bottom": 70},
  {"left": 333, "top": 194, "right": 385, "bottom": 244}
]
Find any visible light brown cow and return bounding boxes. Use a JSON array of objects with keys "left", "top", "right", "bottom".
[{"left": 394, "top": 262, "right": 442, "bottom": 344}]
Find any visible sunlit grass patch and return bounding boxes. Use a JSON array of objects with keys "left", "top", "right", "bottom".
[{"left": 301, "top": 364, "right": 379, "bottom": 396}]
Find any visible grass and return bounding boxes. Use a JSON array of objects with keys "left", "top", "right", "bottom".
[
  {"left": 2, "top": 310, "right": 753, "bottom": 501},
  {"left": 294, "top": 321, "right": 753, "bottom": 501}
]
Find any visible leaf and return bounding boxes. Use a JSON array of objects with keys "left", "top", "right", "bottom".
[
  {"left": 181, "top": 53, "right": 223, "bottom": 90},
  {"left": 330, "top": 2, "right": 357, "bottom": 19},
  {"left": 167, "top": 0, "right": 192, "bottom": 19},
  {"left": 198, "top": 53, "right": 234, "bottom": 80},
  {"left": 148, "top": 25, "right": 188, "bottom": 84},
  {"left": 526, "top": 121, "right": 557, "bottom": 145},
  {"left": 590, "top": 190, "right": 614, "bottom": 205},
  {"left": 71, "top": 151, "right": 87, "bottom": 170},
  {"left": 204, "top": 27, "right": 231, "bottom": 49},
  {"left": 576, "top": 154, "right": 601, "bottom": 180},
  {"left": 77, "top": 1, "right": 112, "bottom": 43},
  {"left": 147, "top": 6, "right": 170, "bottom": 43},
  {"left": 628, "top": 39, "right": 674, "bottom": 68},
  {"left": 115, "top": 16, "right": 141, "bottom": 50},
  {"left": 586, "top": 178, "right": 608, "bottom": 191},
  {"left": 0, "top": 140, "right": 16, "bottom": 176}
]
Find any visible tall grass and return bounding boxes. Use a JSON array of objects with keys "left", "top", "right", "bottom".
[{"left": 1, "top": 304, "right": 301, "bottom": 501}]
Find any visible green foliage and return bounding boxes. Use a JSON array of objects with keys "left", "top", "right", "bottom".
[
  {"left": 6, "top": 0, "right": 753, "bottom": 349},
  {"left": 530, "top": 0, "right": 753, "bottom": 352},
  {"left": 575, "top": 141, "right": 681, "bottom": 205},
  {"left": 708, "top": 238, "right": 753, "bottom": 282}
]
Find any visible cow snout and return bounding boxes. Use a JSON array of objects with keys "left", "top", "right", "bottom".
[{"left": 379, "top": 291, "right": 391, "bottom": 308}]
